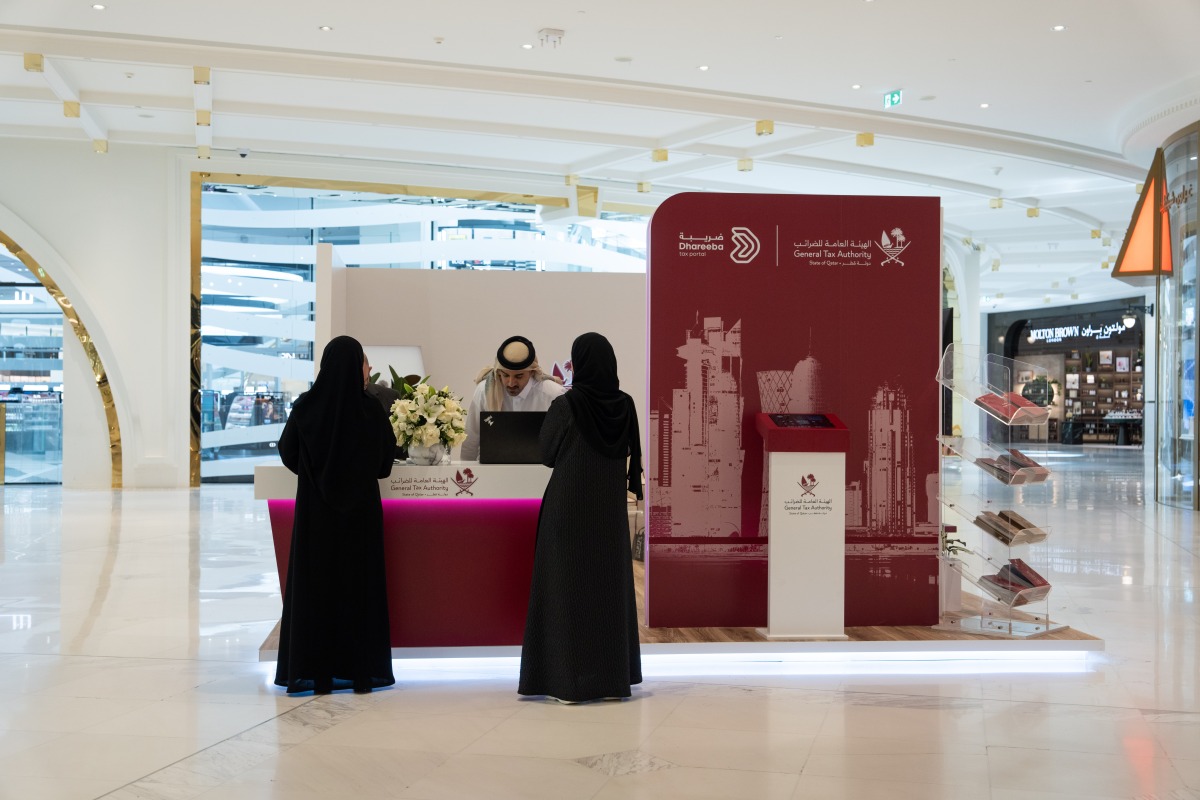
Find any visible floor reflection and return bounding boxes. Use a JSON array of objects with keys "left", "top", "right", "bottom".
[{"left": 0, "top": 444, "right": 1196, "bottom": 799}]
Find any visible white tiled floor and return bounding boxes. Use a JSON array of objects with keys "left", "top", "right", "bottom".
[{"left": 0, "top": 446, "right": 1197, "bottom": 799}]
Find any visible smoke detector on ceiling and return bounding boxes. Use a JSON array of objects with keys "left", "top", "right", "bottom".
[{"left": 539, "top": 28, "right": 565, "bottom": 48}]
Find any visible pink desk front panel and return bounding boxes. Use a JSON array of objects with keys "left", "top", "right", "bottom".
[{"left": 268, "top": 497, "right": 539, "bottom": 647}]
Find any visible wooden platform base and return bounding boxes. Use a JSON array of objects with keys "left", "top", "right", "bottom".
[{"left": 631, "top": 560, "right": 1099, "bottom": 644}]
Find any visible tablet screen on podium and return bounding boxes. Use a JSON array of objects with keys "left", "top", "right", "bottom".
[
  {"left": 768, "top": 413, "right": 835, "bottom": 428},
  {"left": 479, "top": 411, "right": 547, "bottom": 463}
]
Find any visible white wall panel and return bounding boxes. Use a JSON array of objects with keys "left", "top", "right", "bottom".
[
  {"left": 0, "top": 140, "right": 177, "bottom": 488},
  {"left": 340, "top": 268, "right": 648, "bottom": 457}
]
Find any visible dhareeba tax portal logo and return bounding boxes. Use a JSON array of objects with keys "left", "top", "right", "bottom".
[
  {"left": 677, "top": 227, "right": 761, "bottom": 264},
  {"left": 679, "top": 225, "right": 912, "bottom": 267}
]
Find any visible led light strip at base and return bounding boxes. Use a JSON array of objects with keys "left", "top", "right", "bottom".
[{"left": 257, "top": 646, "right": 1097, "bottom": 682}]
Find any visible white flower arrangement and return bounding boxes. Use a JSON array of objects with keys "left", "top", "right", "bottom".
[{"left": 389, "top": 381, "right": 468, "bottom": 450}]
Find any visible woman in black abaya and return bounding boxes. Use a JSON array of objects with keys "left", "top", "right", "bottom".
[
  {"left": 519, "top": 332, "right": 643, "bottom": 703},
  {"left": 275, "top": 335, "right": 397, "bottom": 694}
]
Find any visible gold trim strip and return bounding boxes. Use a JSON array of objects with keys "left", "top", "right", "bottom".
[
  {"left": 0, "top": 230, "right": 123, "bottom": 488},
  {"left": 189, "top": 173, "right": 203, "bottom": 487},
  {"left": 195, "top": 173, "right": 571, "bottom": 208}
]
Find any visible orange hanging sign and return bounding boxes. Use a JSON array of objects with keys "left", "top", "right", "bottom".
[{"left": 1112, "top": 148, "right": 1173, "bottom": 284}]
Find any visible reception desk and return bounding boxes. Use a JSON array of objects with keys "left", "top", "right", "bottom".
[{"left": 255, "top": 462, "right": 550, "bottom": 648}]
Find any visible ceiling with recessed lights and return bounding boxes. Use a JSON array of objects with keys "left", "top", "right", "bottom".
[{"left": 2, "top": 0, "right": 1199, "bottom": 312}]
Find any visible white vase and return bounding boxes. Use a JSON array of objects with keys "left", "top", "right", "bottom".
[{"left": 408, "top": 442, "right": 447, "bottom": 466}]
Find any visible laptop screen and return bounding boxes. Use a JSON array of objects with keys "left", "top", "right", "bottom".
[{"left": 478, "top": 411, "right": 548, "bottom": 464}]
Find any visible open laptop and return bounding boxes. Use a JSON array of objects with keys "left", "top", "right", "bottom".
[{"left": 478, "top": 411, "right": 547, "bottom": 464}]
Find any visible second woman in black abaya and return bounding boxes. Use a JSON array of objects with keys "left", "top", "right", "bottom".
[
  {"left": 274, "top": 335, "right": 397, "bottom": 694},
  {"left": 519, "top": 332, "right": 643, "bottom": 703}
]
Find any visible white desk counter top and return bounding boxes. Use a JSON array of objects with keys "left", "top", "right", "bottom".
[{"left": 254, "top": 462, "right": 551, "bottom": 500}]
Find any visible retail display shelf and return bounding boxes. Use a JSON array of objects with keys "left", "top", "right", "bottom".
[
  {"left": 939, "top": 493, "right": 1050, "bottom": 546},
  {"left": 953, "top": 616, "right": 1069, "bottom": 639},
  {"left": 943, "top": 558, "right": 1050, "bottom": 609},
  {"left": 937, "top": 345, "right": 1068, "bottom": 641},
  {"left": 938, "top": 435, "right": 1051, "bottom": 486},
  {"left": 936, "top": 350, "right": 1050, "bottom": 426}
]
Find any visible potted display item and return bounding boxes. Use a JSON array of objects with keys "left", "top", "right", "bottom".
[{"left": 1020, "top": 375, "right": 1057, "bottom": 407}]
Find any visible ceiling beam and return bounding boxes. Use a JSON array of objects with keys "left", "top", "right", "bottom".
[
  {"left": 0, "top": 29, "right": 1146, "bottom": 181},
  {"left": 747, "top": 130, "right": 848, "bottom": 158},
  {"left": 565, "top": 148, "right": 647, "bottom": 174},
  {"left": 23, "top": 53, "right": 107, "bottom": 148},
  {"left": 637, "top": 156, "right": 726, "bottom": 181},
  {"left": 193, "top": 66, "right": 212, "bottom": 157},
  {"left": 213, "top": 99, "right": 655, "bottom": 150}
]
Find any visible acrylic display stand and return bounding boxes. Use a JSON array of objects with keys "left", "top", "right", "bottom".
[{"left": 935, "top": 345, "right": 1069, "bottom": 639}]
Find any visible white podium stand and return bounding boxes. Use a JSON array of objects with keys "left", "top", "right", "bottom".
[{"left": 756, "top": 413, "right": 849, "bottom": 640}]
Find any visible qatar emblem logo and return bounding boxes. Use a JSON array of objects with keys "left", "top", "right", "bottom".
[
  {"left": 798, "top": 473, "right": 819, "bottom": 496},
  {"left": 730, "top": 227, "right": 761, "bottom": 264},
  {"left": 875, "top": 227, "right": 910, "bottom": 266},
  {"left": 454, "top": 468, "right": 477, "bottom": 496}
]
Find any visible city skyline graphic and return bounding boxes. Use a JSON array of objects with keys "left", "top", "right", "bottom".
[
  {"left": 644, "top": 191, "right": 942, "bottom": 626},
  {"left": 649, "top": 316, "right": 745, "bottom": 547},
  {"left": 650, "top": 313, "right": 936, "bottom": 555}
]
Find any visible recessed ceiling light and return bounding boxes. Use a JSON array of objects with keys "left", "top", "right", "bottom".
[
  {"left": 91, "top": 3, "right": 105, "bottom": 9},
  {"left": 522, "top": 43, "right": 534, "bottom": 50},
  {"left": 851, "top": 84, "right": 861, "bottom": 89},
  {"left": 698, "top": 65, "right": 709, "bottom": 71},
  {"left": 318, "top": 25, "right": 332, "bottom": 31},
  {"left": 1052, "top": 24, "right": 1067, "bottom": 31},
  {"left": 980, "top": 103, "right": 990, "bottom": 108},
  {"left": 774, "top": 35, "right": 783, "bottom": 40}
]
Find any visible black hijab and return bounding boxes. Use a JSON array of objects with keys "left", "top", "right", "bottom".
[
  {"left": 564, "top": 332, "right": 643, "bottom": 500},
  {"left": 293, "top": 336, "right": 380, "bottom": 504}
]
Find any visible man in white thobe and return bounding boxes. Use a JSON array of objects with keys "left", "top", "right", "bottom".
[{"left": 460, "top": 335, "right": 565, "bottom": 462}]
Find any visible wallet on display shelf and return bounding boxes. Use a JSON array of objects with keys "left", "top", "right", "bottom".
[
  {"left": 975, "top": 457, "right": 1028, "bottom": 485},
  {"left": 997, "top": 510, "right": 1048, "bottom": 540},
  {"left": 972, "top": 392, "right": 1050, "bottom": 424},
  {"left": 973, "top": 510, "right": 1048, "bottom": 545},
  {"left": 981, "top": 558, "right": 1052, "bottom": 606},
  {"left": 996, "top": 449, "right": 1051, "bottom": 482},
  {"left": 979, "top": 574, "right": 1035, "bottom": 606},
  {"left": 1002, "top": 558, "right": 1050, "bottom": 588}
]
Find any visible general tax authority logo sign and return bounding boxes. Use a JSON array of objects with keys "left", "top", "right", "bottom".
[
  {"left": 730, "top": 227, "right": 760, "bottom": 264},
  {"left": 454, "top": 468, "right": 476, "bottom": 496},
  {"left": 875, "top": 227, "right": 910, "bottom": 266}
]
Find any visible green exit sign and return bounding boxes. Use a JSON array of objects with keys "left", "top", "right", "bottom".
[{"left": 884, "top": 90, "right": 903, "bottom": 109}]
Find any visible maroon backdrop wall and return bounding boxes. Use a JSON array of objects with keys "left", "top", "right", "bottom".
[{"left": 646, "top": 193, "right": 942, "bottom": 628}]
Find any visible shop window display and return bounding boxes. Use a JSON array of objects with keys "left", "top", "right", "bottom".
[
  {"left": 1157, "top": 127, "right": 1198, "bottom": 508},
  {"left": 0, "top": 245, "right": 64, "bottom": 484}
]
